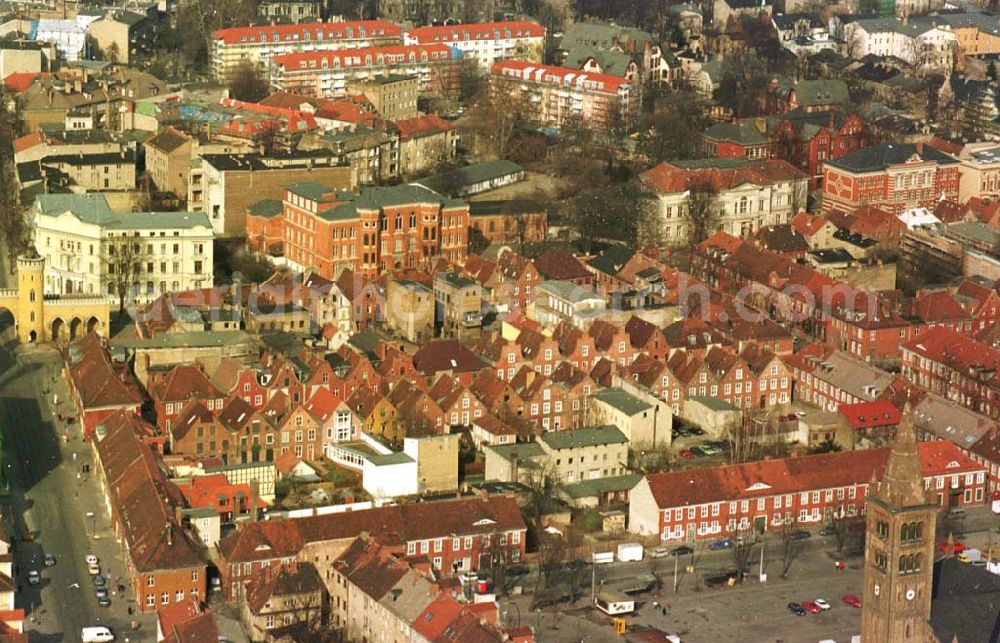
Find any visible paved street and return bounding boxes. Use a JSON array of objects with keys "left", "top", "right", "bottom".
[{"left": 0, "top": 330, "right": 155, "bottom": 641}]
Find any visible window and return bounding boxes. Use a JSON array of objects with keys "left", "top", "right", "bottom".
[
  {"left": 175, "top": 590, "right": 184, "bottom": 601},
  {"left": 407, "top": 542, "right": 416, "bottom": 555},
  {"left": 147, "top": 575, "right": 155, "bottom": 587},
  {"left": 434, "top": 539, "right": 443, "bottom": 552},
  {"left": 146, "top": 595, "right": 155, "bottom": 607},
  {"left": 464, "top": 537, "right": 473, "bottom": 549},
  {"left": 190, "top": 570, "right": 198, "bottom": 581},
  {"left": 161, "top": 592, "right": 169, "bottom": 604}
]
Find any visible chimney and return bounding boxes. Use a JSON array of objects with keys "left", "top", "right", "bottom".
[
  {"left": 250, "top": 479, "right": 259, "bottom": 522},
  {"left": 916, "top": 141, "right": 924, "bottom": 155}
]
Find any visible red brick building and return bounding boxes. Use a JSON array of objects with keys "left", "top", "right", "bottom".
[
  {"left": 65, "top": 333, "right": 143, "bottom": 440},
  {"left": 901, "top": 327, "right": 1000, "bottom": 420},
  {"left": 821, "top": 143, "right": 960, "bottom": 215},
  {"left": 93, "top": 412, "right": 206, "bottom": 613},
  {"left": 216, "top": 495, "right": 525, "bottom": 600},
  {"left": 629, "top": 437, "right": 987, "bottom": 543},
  {"left": 247, "top": 183, "right": 469, "bottom": 279}
]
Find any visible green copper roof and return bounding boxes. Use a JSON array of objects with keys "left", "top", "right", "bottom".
[{"left": 34, "top": 193, "right": 212, "bottom": 230}]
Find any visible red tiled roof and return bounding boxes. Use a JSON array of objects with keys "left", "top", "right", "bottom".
[
  {"left": 273, "top": 43, "right": 453, "bottom": 70},
  {"left": 641, "top": 159, "right": 806, "bottom": 195},
  {"left": 408, "top": 20, "right": 544, "bottom": 43},
  {"left": 3, "top": 71, "right": 47, "bottom": 93},
  {"left": 491, "top": 60, "right": 632, "bottom": 92},
  {"left": 533, "top": 248, "right": 591, "bottom": 281},
  {"left": 904, "top": 327, "right": 1000, "bottom": 380},
  {"left": 393, "top": 113, "right": 452, "bottom": 140},
  {"left": 839, "top": 400, "right": 901, "bottom": 430},
  {"left": 12, "top": 131, "right": 45, "bottom": 154},
  {"left": 790, "top": 211, "right": 830, "bottom": 237},
  {"left": 413, "top": 339, "right": 486, "bottom": 376},
  {"left": 641, "top": 440, "right": 983, "bottom": 510},
  {"left": 151, "top": 364, "right": 221, "bottom": 405},
  {"left": 219, "top": 495, "right": 524, "bottom": 563},
  {"left": 67, "top": 334, "right": 143, "bottom": 410},
  {"left": 213, "top": 19, "right": 400, "bottom": 45},
  {"left": 911, "top": 291, "right": 970, "bottom": 323}
]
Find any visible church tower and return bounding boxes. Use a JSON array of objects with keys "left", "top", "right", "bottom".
[{"left": 861, "top": 403, "right": 938, "bottom": 642}]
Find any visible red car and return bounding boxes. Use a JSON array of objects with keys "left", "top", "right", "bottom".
[
  {"left": 842, "top": 595, "right": 863, "bottom": 608},
  {"left": 938, "top": 540, "right": 967, "bottom": 554},
  {"left": 801, "top": 601, "right": 822, "bottom": 614},
  {"left": 679, "top": 449, "right": 694, "bottom": 460}
]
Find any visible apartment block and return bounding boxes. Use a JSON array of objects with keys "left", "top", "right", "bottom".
[
  {"left": 211, "top": 19, "right": 401, "bottom": 80},
  {"left": 490, "top": 61, "right": 638, "bottom": 131},
  {"left": 404, "top": 20, "right": 545, "bottom": 71}
]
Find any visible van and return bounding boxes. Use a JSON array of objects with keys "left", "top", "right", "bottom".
[
  {"left": 947, "top": 507, "right": 965, "bottom": 518},
  {"left": 592, "top": 551, "right": 615, "bottom": 565},
  {"left": 81, "top": 626, "right": 114, "bottom": 642}
]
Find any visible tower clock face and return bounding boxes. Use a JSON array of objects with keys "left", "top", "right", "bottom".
[{"left": 906, "top": 589, "right": 915, "bottom": 601}]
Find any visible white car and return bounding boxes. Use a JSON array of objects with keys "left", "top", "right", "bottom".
[
  {"left": 27, "top": 570, "right": 40, "bottom": 585},
  {"left": 88, "top": 564, "right": 101, "bottom": 577},
  {"left": 814, "top": 598, "right": 831, "bottom": 611},
  {"left": 85, "top": 555, "right": 98, "bottom": 566},
  {"left": 650, "top": 546, "right": 671, "bottom": 559}
]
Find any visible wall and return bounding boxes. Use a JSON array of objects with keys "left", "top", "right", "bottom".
[{"left": 404, "top": 433, "right": 459, "bottom": 493}]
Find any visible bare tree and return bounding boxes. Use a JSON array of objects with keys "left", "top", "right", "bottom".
[
  {"left": 468, "top": 80, "right": 529, "bottom": 160},
  {"left": 779, "top": 516, "right": 803, "bottom": 578},
  {"left": 483, "top": 528, "right": 512, "bottom": 597},
  {"left": 0, "top": 157, "right": 30, "bottom": 273},
  {"left": 179, "top": 0, "right": 258, "bottom": 69},
  {"left": 684, "top": 178, "right": 721, "bottom": 249},
  {"left": 106, "top": 234, "right": 151, "bottom": 316},
  {"left": 726, "top": 412, "right": 767, "bottom": 465},
  {"left": 730, "top": 524, "right": 755, "bottom": 583},
  {"left": 829, "top": 510, "right": 865, "bottom": 554},
  {"left": 533, "top": 531, "right": 565, "bottom": 597},
  {"left": 229, "top": 61, "right": 270, "bottom": 103}
]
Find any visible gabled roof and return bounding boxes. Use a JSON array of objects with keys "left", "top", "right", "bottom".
[
  {"left": 152, "top": 364, "right": 221, "bottom": 404},
  {"left": 824, "top": 143, "right": 958, "bottom": 173},
  {"left": 641, "top": 440, "right": 982, "bottom": 510},
  {"left": 586, "top": 245, "right": 635, "bottom": 277},
  {"left": 246, "top": 562, "right": 324, "bottom": 614},
  {"left": 145, "top": 126, "right": 191, "bottom": 154},
  {"left": 413, "top": 339, "right": 486, "bottom": 376},
  {"left": 640, "top": 158, "right": 805, "bottom": 195},
  {"left": 533, "top": 248, "right": 591, "bottom": 281},
  {"left": 839, "top": 400, "right": 901, "bottom": 430},
  {"left": 66, "top": 333, "right": 143, "bottom": 410}
]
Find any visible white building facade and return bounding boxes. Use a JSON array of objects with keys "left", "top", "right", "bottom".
[{"left": 32, "top": 193, "right": 214, "bottom": 305}]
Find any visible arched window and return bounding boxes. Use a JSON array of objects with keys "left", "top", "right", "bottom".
[{"left": 29, "top": 289, "right": 35, "bottom": 302}]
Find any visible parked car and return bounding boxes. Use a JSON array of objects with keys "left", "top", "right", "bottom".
[
  {"left": 814, "top": 598, "right": 831, "bottom": 611},
  {"left": 689, "top": 427, "right": 706, "bottom": 436},
  {"left": 21, "top": 533, "right": 35, "bottom": 543},
  {"left": 690, "top": 446, "right": 708, "bottom": 457},
  {"left": 87, "top": 564, "right": 100, "bottom": 576},
  {"left": 938, "top": 540, "right": 968, "bottom": 554},
  {"left": 801, "top": 601, "right": 822, "bottom": 613},
  {"left": 97, "top": 596, "right": 111, "bottom": 608},
  {"left": 650, "top": 546, "right": 671, "bottom": 558},
  {"left": 790, "top": 530, "right": 811, "bottom": 541},
  {"left": 670, "top": 545, "right": 694, "bottom": 557},
  {"left": 699, "top": 444, "right": 720, "bottom": 456},
  {"left": 788, "top": 602, "right": 807, "bottom": 616},
  {"left": 679, "top": 449, "right": 694, "bottom": 460},
  {"left": 709, "top": 538, "right": 733, "bottom": 551},
  {"left": 27, "top": 570, "right": 40, "bottom": 585},
  {"left": 85, "top": 555, "right": 98, "bottom": 566},
  {"left": 95, "top": 587, "right": 108, "bottom": 599},
  {"left": 842, "top": 594, "right": 863, "bottom": 608},
  {"left": 92, "top": 575, "right": 105, "bottom": 588},
  {"left": 819, "top": 525, "right": 837, "bottom": 537},
  {"left": 43, "top": 554, "right": 55, "bottom": 567}
]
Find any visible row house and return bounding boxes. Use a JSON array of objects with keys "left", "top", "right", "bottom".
[
  {"left": 954, "top": 278, "right": 1000, "bottom": 333},
  {"left": 901, "top": 327, "right": 1000, "bottom": 421},
  {"left": 249, "top": 182, "right": 469, "bottom": 280},
  {"left": 495, "top": 250, "right": 541, "bottom": 312},
  {"left": 475, "top": 331, "right": 527, "bottom": 381},
  {"left": 553, "top": 322, "right": 599, "bottom": 372},
  {"left": 549, "top": 362, "right": 598, "bottom": 429},
  {"left": 510, "top": 367, "right": 574, "bottom": 433},
  {"left": 625, "top": 316, "right": 671, "bottom": 361},
  {"left": 269, "top": 44, "right": 463, "bottom": 99},
  {"left": 490, "top": 61, "right": 638, "bottom": 131},
  {"left": 640, "top": 158, "right": 809, "bottom": 246},
  {"left": 211, "top": 20, "right": 401, "bottom": 80},
  {"left": 93, "top": 412, "right": 206, "bottom": 612},
  {"left": 821, "top": 143, "right": 960, "bottom": 215},
  {"left": 429, "top": 374, "right": 486, "bottom": 429},
  {"left": 629, "top": 433, "right": 987, "bottom": 543},
  {"left": 65, "top": 333, "right": 144, "bottom": 440},
  {"left": 470, "top": 370, "right": 525, "bottom": 424},
  {"left": 624, "top": 353, "right": 686, "bottom": 416},
  {"left": 149, "top": 364, "right": 223, "bottom": 433},
  {"left": 784, "top": 343, "right": 896, "bottom": 412},
  {"left": 589, "top": 319, "right": 635, "bottom": 367},
  {"left": 405, "top": 20, "right": 545, "bottom": 71},
  {"left": 215, "top": 494, "right": 526, "bottom": 599},
  {"left": 515, "top": 327, "right": 561, "bottom": 376}
]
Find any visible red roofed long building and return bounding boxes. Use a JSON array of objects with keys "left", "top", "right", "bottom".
[
  {"left": 629, "top": 437, "right": 986, "bottom": 543},
  {"left": 211, "top": 20, "right": 401, "bottom": 81},
  {"left": 404, "top": 21, "right": 545, "bottom": 70},
  {"left": 269, "top": 44, "right": 463, "bottom": 99},
  {"left": 216, "top": 494, "right": 525, "bottom": 600},
  {"left": 902, "top": 327, "right": 1000, "bottom": 420},
  {"left": 490, "top": 61, "right": 637, "bottom": 130}
]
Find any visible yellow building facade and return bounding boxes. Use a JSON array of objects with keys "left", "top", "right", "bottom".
[{"left": 0, "top": 250, "right": 110, "bottom": 343}]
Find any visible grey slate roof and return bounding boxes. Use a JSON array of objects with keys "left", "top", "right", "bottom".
[
  {"left": 591, "top": 388, "right": 653, "bottom": 416},
  {"left": 540, "top": 425, "right": 627, "bottom": 450},
  {"left": 929, "top": 558, "right": 1000, "bottom": 643},
  {"left": 34, "top": 193, "right": 211, "bottom": 230},
  {"left": 823, "top": 143, "right": 958, "bottom": 173}
]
